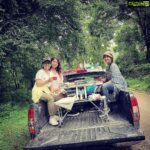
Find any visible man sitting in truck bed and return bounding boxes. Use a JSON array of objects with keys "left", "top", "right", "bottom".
[{"left": 101, "top": 51, "right": 128, "bottom": 103}]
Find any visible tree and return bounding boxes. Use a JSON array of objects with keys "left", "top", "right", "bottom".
[
  {"left": 88, "top": 0, "right": 150, "bottom": 62},
  {"left": 0, "top": 0, "right": 83, "bottom": 103},
  {"left": 116, "top": 1, "right": 150, "bottom": 62}
]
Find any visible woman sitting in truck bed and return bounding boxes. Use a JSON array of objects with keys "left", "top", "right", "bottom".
[
  {"left": 101, "top": 51, "right": 128, "bottom": 103},
  {"left": 32, "top": 57, "right": 65, "bottom": 126}
]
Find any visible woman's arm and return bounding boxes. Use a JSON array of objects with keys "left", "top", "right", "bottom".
[
  {"left": 36, "top": 78, "right": 51, "bottom": 87},
  {"left": 49, "top": 72, "right": 64, "bottom": 94},
  {"left": 59, "top": 72, "right": 64, "bottom": 83}
]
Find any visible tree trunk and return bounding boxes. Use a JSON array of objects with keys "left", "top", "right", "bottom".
[
  {"left": 145, "top": 13, "right": 150, "bottom": 62},
  {"left": 146, "top": 46, "right": 150, "bottom": 62},
  {"left": 134, "top": 9, "right": 150, "bottom": 62}
]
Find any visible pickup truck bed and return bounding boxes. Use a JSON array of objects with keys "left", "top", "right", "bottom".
[
  {"left": 25, "top": 106, "right": 144, "bottom": 150},
  {"left": 25, "top": 71, "right": 145, "bottom": 149}
]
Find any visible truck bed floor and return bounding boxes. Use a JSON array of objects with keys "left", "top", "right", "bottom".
[{"left": 25, "top": 111, "right": 144, "bottom": 149}]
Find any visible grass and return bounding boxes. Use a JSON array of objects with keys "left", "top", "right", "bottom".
[
  {"left": 127, "top": 75, "right": 150, "bottom": 92},
  {"left": 0, "top": 103, "right": 30, "bottom": 150}
]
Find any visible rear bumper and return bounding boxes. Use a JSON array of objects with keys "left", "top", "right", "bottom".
[
  {"left": 24, "top": 134, "right": 145, "bottom": 150},
  {"left": 113, "top": 141, "right": 141, "bottom": 147}
]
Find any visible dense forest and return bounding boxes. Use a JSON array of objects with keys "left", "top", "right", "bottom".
[{"left": 0, "top": 0, "right": 150, "bottom": 103}]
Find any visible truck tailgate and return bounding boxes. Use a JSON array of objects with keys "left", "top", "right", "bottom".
[{"left": 25, "top": 111, "right": 145, "bottom": 150}]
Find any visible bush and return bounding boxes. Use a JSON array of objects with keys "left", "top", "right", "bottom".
[
  {"left": 11, "top": 88, "right": 31, "bottom": 104},
  {"left": 127, "top": 75, "right": 150, "bottom": 91},
  {"left": 0, "top": 104, "right": 29, "bottom": 150},
  {"left": 120, "top": 63, "right": 150, "bottom": 78},
  {"left": 116, "top": 51, "right": 150, "bottom": 78},
  {"left": 0, "top": 103, "right": 13, "bottom": 118}
]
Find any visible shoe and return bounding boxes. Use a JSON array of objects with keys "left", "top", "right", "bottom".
[
  {"left": 54, "top": 115, "right": 60, "bottom": 121},
  {"left": 103, "top": 107, "right": 110, "bottom": 113},
  {"left": 49, "top": 116, "right": 59, "bottom": 126},
  {"left": 67, "top": 112, "right": 80, "bottom": 117},
  {"left": 88, "top": 94, "right": 102, "bottom": 101}
]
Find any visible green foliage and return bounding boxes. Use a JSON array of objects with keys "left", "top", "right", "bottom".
[
  {"left": 0, "top": 103, "right": 14, "bottom": 118},
  {"left": 117, "top": 2, "right": 150, "bottom": 62},
  {"left": 118, "top": 62, "right": 150, "bottom": 78},
  {"left": 11, "top": 88, "right": 31, "bottom": 104},
  {"left": 116, "top": 50, "right": 139, "bottom": 67},
  {"left": 115, "top": 22, "right": 143, "bottom": 48},
  {"left": 89, "top": 1, "right": 117, "bottom": 40},
  {"left": 127, "top": 75, "right": 150, "bottom": 92},
  {"left": 0, "top": 104, "right": 29, "bottom": 150},
  {"left": 0, "top": 0, "right": 150, "bottom": 104},
  {"left": 0, "top": 0, "right": 83, "bottom": 103},
  {"left": 114, "top": 21, "right": 144, "bottom": 53},
  {"left": 114, "top": 21, "right": 148, "bottom": 79}
]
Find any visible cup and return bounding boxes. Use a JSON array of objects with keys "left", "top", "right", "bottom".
[{"left": 52, "top": 76, "right": 57, "bottom": 80}]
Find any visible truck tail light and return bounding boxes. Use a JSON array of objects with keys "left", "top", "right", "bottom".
[
  {"left": 130, "top": 95, "right": 140, "bottom": 128},
  {"left": 28, "top": 107, "right": 36, "bottom": 134}
]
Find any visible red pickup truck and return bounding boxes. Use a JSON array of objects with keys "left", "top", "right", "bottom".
[{"left": 24, "top": 70, "right": 145, "bottom": 150}]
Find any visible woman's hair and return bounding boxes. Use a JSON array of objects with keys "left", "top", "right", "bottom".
[{"left": 50, "top": 57, "right": 62, "bottom": 74}]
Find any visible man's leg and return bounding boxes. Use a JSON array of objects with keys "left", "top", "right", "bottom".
[{"left": 101, "top": 82, "right": 114, "bottom": 102}]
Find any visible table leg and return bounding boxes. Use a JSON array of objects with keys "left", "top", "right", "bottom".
[
  {"left": 84, "top": 86, "right": 87, "bottom": 99},
  {"left": 76, "top": 86, "right": 79, "bottom": 99}
]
